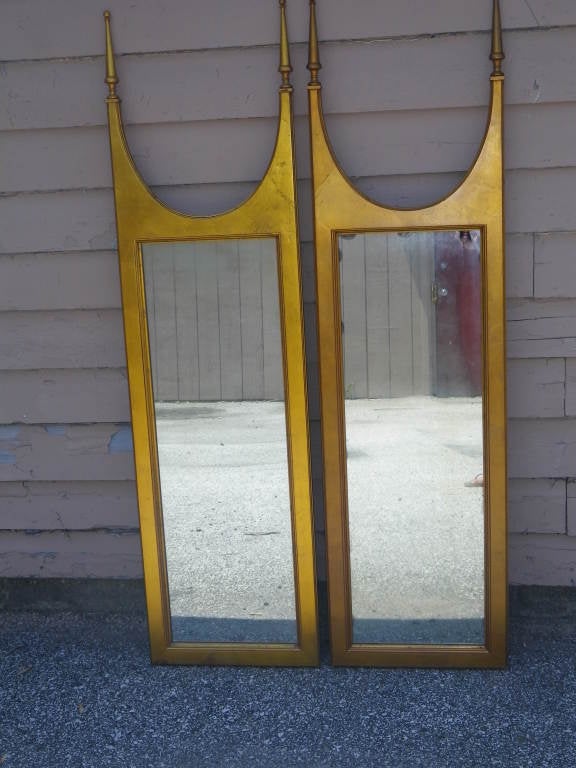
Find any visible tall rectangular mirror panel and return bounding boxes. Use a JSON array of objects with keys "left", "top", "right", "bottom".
[
  {"left": 142, "top": 239, "right": 297, "bottom": 645},
  {"left": 308, "top": 0, "right": 507, "bottom": 667},
  {"left": 104, "top": 5, "right": 318, "bottom": 666},
  {"left": 340, "top": 230, "right": 484, "bottom": 647}
]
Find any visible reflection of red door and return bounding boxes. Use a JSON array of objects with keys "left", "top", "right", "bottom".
[{"left": 433, "top": 231, "right": 482, "bottom": 397}]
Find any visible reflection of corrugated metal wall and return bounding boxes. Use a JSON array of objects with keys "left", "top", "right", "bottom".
[
  {"left": 2, "top": 0, "right": 576, "bottom": 583},
  {"left": 143, "top": 240, "right": 283, "bottom": 402}
]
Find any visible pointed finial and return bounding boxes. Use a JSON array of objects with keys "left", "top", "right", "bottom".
[
  {"left": 104, "top": 10, "right": 119, "bottom": 99},
  {"left": 307, "top": 0, "right": 321, "bottom": 85},
  {"left": 490, "top": 0, "right": 505, "bottom": 76},
  {"left": 279, "top": 0, "right": 292, "bottom": 88}
]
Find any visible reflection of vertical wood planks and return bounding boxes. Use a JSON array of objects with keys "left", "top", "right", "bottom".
[
  {"left": 174, "top": 244, "right": 200, "bottom": 401},
  {"left": 388, "top": 235, "right": 415, "bottom": 397},
  {"left": 142, "top": 240, "right": 283, "bottom": 401},
  {"left": 341, "top": 235, "right": 368, "bottom": 397},
  {"left": 195, "top": 241, "right": 222, "bottom": 400},
  {"left": 152, "top": 247, "right": 178, "bottom": 400},
  {"left": 365, "top": 234, "right": 390, "bottom": 398},
  {"left": 143, "top": 251, "right": 158, "bottom": 392},
  {"left": 217, "top": 241, "right": 243, "bottom": 400},
  {"left": 410, "top": 233, "right": 436, "bottom": 394},
  {"left": 340, "top": 233, "right": 436, "bottom": 398},
  {"left": 239, "top": 240, "right": 264, "bottom": 399},
  {"left": 262, "top": 240, "right": 284, "bottom": 400}
]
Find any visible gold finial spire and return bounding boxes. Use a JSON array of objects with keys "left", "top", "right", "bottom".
[
  {"left": 307, "top": 0, "right": 321, "bottom": 85},
  {"left": 490, "top": 0, "right": 505, "bottom": 76},
  {"left": 279, "top": 0, "right": 292, "bottom": 88},
  {"left": 104, "top": 10, "right": 119, "bottom": 99}
]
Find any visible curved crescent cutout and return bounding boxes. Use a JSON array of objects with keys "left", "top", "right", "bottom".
[
  {"left": 103, "top": 5, "right": 319, "bottom": 667},
  {"left": 107, "top": 75, "right": 288, "bottom": 223},
  {"left": 309, "top": 0, "right": 507, "bottom": 669},
  {"left": 307, "top": 1, "right": 505, "bottom": 223},
  {"left": 311, "top": 77, "right": 500, "bottom": 215},
  {"left": 104, "top": 14, "right": 297, "bottom": 227}
]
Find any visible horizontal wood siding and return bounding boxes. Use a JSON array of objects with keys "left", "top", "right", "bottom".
[
  {"left": 5, "top": 104, "right": 576, "bottom": 196},
  {"left": 0, "top": 251, "right": 122, "bottom": 311},
  {"left": 5, "top": 29, "right": 576, "bottom": 132},
  {"left": 6, "top": 0, "right": 576, "bottom": 61},
  {"left": 534, "top": 234, "right": 576, "bottom": 299},
  {"left": 0, "top": 369, "right": 130, "bottom": 423},
  {"left": 2, "top": 0, "right": 576, "bottom": 583},
  {"left": 565, "top": 360, "right": 576, "bottom": 416},
  {"left": 509, "top": 535, "right": 576, "bottom": 587},
  {"left": 0, "top": 311, "right": 125, "bottom": 370},
  {"left": 0, "top": 424, "right": 134, "bottom": 482},
  {"left": 508, "top": 479, "right": 566, "bottom": 535},
  {"left": 0, "top": 481, "right": 138, "bottom": 529},
  {"left": 567, "top": 482, "right": 576, "bottom": 537},
  {"left": 4, "top": 169, "right": 576, "bottom": 253},
  {"left": 506, "top": 359, "right": 565, "bottom": 418},
  {"left": 0, "top": 531, "right": 142, "bottom": 578}
]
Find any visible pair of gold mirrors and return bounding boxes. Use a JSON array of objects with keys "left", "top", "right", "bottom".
[{"left": 104, "top": 0, "right": 507, "bottom": 667}]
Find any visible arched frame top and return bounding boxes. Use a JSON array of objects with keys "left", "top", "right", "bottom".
[
  {"left": 104, "top": 4, "right": 319, "bottom": 667},
  {"left": 308, "top": 0, "right": 507, "bottom": 668},
  {"left": 307, "top": 0, "right": 505, "bottom": 225}
]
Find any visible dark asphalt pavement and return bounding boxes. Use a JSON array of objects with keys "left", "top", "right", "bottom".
[{"left": 1, "top": 586, "right": 575, "bottom": 768}]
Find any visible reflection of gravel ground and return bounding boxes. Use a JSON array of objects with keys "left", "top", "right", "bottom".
[
  {"left": 345, "top": 397, "right": 484, "bottom": 645},
  {"left": 155, "top": 397, "right": 484, "bottom": 646},
  {"left": 155, "top": 401, "right": 297, "bottom": 643}
]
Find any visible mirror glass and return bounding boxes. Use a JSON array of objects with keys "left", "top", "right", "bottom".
[
  {"left": 142, "top": 239, "right": 297, "bottom": 644},
  {"left": 339, "top": 230, "right": 484, "bottom": 645}
]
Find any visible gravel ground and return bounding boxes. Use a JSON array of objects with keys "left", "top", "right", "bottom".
[{"left": 1, "top": 591, "right": 576, "bottom": 768}]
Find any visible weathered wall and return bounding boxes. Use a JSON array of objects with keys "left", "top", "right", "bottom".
[{"left": 2, "top": 0, "right": 576, "bottom": 584}]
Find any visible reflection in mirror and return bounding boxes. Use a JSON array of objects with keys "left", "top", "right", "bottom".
[
  {"left": 142, "top": 239, "right": 296, "bottom": 644},
  {"left": 339, "top": 231, "right": 484, "bottom": 645}
]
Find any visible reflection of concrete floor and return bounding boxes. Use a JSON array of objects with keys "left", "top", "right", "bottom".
[
  {"left": 155, "top": 401, "right": 297, "bottom": 643},
  {"left": 345, "top": 397, "right": 484, "bottom": 644},
  {"left": 155, "top": 397, "right": 484, "bottom": 646}
]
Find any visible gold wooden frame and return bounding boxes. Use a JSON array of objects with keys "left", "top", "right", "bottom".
[
  {"left": 308, "top": 0, "right": 507, "bottom": 667},
  {"left": 103, "top": 4, "right": 318, "bottom": 666}
]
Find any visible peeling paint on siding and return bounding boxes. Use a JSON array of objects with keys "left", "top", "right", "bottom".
[
  {"left": 0, "top": 426, "right": 20, "bottom": 440},
  {"left": 44, "top": 425, "right": 67, "bottom": 436},
  {"left": 108, "top": 426, "right": 134, "bottom": 454}
]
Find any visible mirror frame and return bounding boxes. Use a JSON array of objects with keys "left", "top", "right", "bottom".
[
  {"left": 103, "top": 4, "right": 318, "bottom": 666},
  {"left": 308, "top": 0, "right": 507, "bottom": 667}
]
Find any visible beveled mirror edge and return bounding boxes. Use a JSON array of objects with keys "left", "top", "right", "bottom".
[
  {"left": 308, "top": 1, "right": 507, "bottom": 668},
  {"left": 104, "top": 6, "right": 319, "bottom": 666}
]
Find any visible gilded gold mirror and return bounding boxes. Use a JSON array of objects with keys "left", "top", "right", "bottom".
[
  {"left": 308, "top": 0, "right": 507, "bottom": 667},
  {"left": 104, "top": 4, "right": 318, "bottom": 666}
]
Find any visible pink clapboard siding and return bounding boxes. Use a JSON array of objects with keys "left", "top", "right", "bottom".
[{"left": 1, "top": 0, "right": 576, "bottom": 583}]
